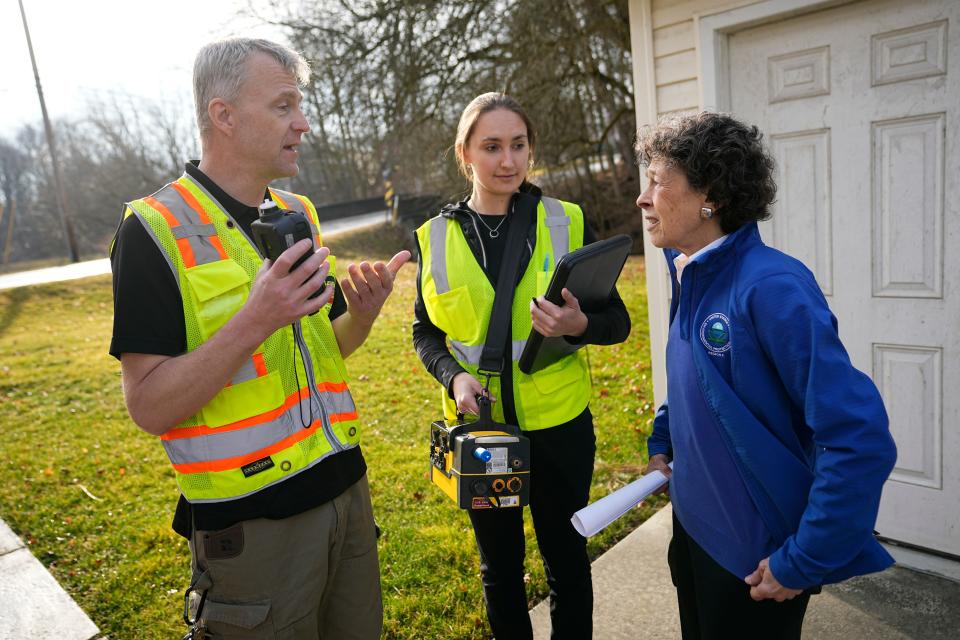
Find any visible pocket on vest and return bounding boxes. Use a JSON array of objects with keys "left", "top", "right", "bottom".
[
  {"left": 203, "top": 370, "right": 285, "bottom": 428},
  {"left": 529, "top": 355, "right": 580, "bottom": 394},
  {"left": 184, "top": 260, "right": 251, "bottom": 339},
  {"left": 426, "top": 285, "right": 482, "bottom": 344}
]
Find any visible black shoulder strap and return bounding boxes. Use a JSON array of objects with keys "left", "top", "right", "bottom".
[{"left": 478, "top": 192, "right": 537, "bottom": 376}]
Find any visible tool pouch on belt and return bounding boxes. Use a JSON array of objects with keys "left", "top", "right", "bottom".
[{"left": 428, "top": 193, "right": 533, "bottom": 510}]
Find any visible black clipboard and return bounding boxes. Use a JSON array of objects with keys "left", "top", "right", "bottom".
[{"left": 518, "top": 234, "right": 632, "bottom": 374}]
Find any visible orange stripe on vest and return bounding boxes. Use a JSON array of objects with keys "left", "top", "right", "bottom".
[
  {"left": 171, "top": 418, "right": 324, "bottom": 474},
  {"left": 145, "top": 195, "right": 197, "bottom": 267},
  {"left": 170, "top": 181, "right": 228, "bottom": 261},
  {"left": 161, "top": 384, "right": 353, "bottom": 441},
  {"left": 252, "top": 352, "right": 268, "bottom": 377}
]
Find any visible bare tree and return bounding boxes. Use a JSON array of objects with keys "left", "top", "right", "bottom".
[
  {"left": 0, "top": 138, "right": 32, "bottom": 264},
  {"left": 2, "top": 1, "right": 642, "bottom": 267},
  {"left": 1, "top": 92, "right": 198, "bottom": 264},
  {"left": 259, "top": 0, "right": 641, "bottom": 242}
]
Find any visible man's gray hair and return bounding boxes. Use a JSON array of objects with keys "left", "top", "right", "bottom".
[{"left": 193, "top": 38, "right": 311, "bottom": 136}]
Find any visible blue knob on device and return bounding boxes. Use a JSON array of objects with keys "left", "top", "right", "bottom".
[{"left": 473, "top": 447, "right": 492, "bottom": 462}]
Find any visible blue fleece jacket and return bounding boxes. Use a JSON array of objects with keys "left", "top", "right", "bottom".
[{"left": 648, "top": 222, "right": 898, "bottom": 590}]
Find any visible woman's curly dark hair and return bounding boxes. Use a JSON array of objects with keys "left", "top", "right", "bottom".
[{"left": 635, "top": 111, "right": 777, "bottom": 234}]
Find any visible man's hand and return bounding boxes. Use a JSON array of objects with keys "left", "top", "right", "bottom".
[
  {"left": 530, "top": 288, "right": 588, "bottom": 337},
  {"left": 332, "top": 250, "right": 411, "bottom": 358},
  {"left": 644, "top": 454, "right": 672, "bottom": 496},
  {"left": 451, "top": 372, "right": 497, "bottom": 416},
  {"left": 744, "top": 557, "right": 803, "bottom": 602},
  {"left": 241, "top": 239, "right": 333, "bottom": 342},
  {"left": 341, "top": 250, "right": 411, "bottom": 327}
]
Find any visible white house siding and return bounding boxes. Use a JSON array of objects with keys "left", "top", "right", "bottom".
[
  {"left": 651, "top": 1, "right": 758, "bottom": 115},
  {"left": 629, "top": 0, "right": 759, "bottom": 404}
]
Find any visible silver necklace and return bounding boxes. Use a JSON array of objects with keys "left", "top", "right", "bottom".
[
  {"left": 472, "top": 210, "right": 508, "bottom": 238},
  {"left": 468, "top": 197, "right": 510, "bottom": 238}
]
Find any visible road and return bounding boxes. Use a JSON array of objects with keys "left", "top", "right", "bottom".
[{"left": 0, "top": 211, "right": 390, "bottom": 291}]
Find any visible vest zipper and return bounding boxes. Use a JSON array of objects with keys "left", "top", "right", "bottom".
[{"left": 292, "top": 321, "right": 343, "bottom": 452}]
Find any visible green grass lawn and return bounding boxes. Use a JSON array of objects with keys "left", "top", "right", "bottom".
[{"left": 0, "top": 223, "right": 663, "bottom": 639}]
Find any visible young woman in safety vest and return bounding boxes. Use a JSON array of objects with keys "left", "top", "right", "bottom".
[{"left": 412, "top": 92, "right": 631, "bottom": 639}]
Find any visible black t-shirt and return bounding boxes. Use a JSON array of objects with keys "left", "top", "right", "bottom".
[
  {"left": 110, "top": 162, "right": 363, "bottom": 538},
  {"left": 470, "top": 210, "right": 511, "bottom": 285}
]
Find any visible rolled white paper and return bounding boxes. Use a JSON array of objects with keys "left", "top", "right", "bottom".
[{"left": 571, "top": 462, "right": 673, "bottom": 537}]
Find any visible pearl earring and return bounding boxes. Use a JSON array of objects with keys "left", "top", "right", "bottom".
[{"left": 700, "top": 207, "right": 714, "bottom": 219}]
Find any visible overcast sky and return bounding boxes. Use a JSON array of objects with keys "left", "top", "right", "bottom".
[{"left": 0, "top": 0, "right": 286, "bottom": 139}]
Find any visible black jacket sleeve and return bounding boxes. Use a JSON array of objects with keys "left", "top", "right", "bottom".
[
  {"left": 412, "top": 232, "right": 467, "bottom": 398},
  {"left": 565, "top": 224, "right": 632, "bottom": 346}
]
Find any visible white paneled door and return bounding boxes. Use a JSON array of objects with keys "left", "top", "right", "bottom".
[{"left": 728, "top": 0, "right": 959, "bottom": 556}]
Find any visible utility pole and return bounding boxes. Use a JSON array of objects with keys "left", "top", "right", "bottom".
[
  {"left": 17, "top": 0, "right": 80, "bottom": 263},
  {"left": 2, "top": 200, "right": 16, "bottom": 265}
]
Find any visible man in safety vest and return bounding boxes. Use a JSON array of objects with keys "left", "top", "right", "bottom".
[{"left": 109, "top": 38, "right": 409, "bottom": 639}]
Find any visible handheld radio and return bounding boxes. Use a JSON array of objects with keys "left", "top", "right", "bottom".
[{"left": 249, "top": 200, "right": 325, "bottom": 300}]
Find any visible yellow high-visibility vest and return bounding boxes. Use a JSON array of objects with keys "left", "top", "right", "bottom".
[
  {"left": 122, "top": 174, "right": 360, "bottom": 502},
  {"left": 417, "top": 197, "right": 591, "bottom": 431}
]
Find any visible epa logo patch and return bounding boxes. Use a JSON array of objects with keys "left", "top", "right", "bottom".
[{"left": 699, "top": 313, "right": 731, "bottom": 355}]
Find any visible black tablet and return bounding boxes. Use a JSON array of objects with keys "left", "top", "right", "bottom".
[{"left": 519, "top": 234, "right": 632, "bottom": 374}]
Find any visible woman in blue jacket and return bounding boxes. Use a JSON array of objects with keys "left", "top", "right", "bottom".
[{"left": 637, "top": 111, "right": 897, "bottom": 639}]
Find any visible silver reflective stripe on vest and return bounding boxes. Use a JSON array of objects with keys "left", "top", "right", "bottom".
[
  {"left": 229, "top": 356, "right": 261, "bottom": 386},
  {"left": 162, "top": 389, "right": 357, "bottom": 465},
  {"left": 450, "top": 339, "right": 528, "bottom": 366},
  {"left": 272, "top": 188, "right": 320, "bottom": 242},
  {"left": 187, "top": 444, "right": 356, "bottom": 504},
  {"left": 171, "top": 223, "right": 217, "bottom": 239},
  {"left": 541, "top": 197, "right": 570, "bottom": 267},
  {"left": 179, "top": 174, "right": 259, "bottom": 249},
  {"left": 430, "top": 217, "right": 451, "bottom": 294},
  {"left": 152, "top": 186, "right": 224, "bottom": 266},
  {"left": 511, "top": 340, "right": 528, "bottom": 362}
]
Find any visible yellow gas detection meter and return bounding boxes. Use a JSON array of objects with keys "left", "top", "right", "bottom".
[{"left": 430, "top": 396, "right": 530, "bottom": 510}]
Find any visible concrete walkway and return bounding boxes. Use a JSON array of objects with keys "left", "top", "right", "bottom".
[
  {"left": 531, "top": 504, "right": 960, "bottom": 639},
  {"left": 0, "top": 520, "right": 99, "bottom": 639},
  {"left": 0, "top": 258, "right": 111, "bottom": 291}
]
